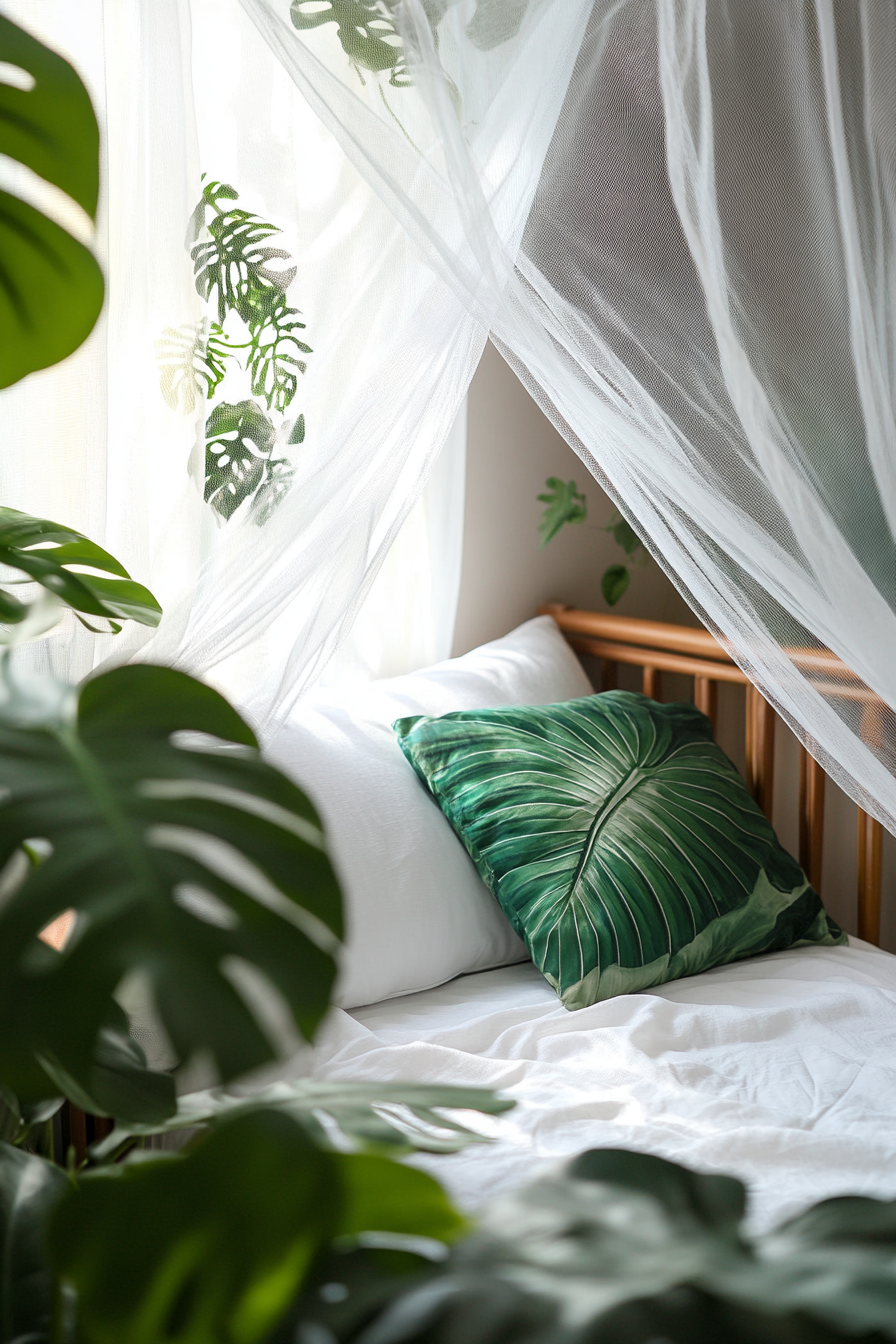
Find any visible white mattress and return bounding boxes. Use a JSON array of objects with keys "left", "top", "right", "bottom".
[{"left": 310, "top": 937, "right": 896, "bottom": 1231}]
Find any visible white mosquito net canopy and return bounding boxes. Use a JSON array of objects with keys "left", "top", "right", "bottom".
[
  {"left": 241, "top": 0, "right": 896, "bottom": 834},
  {"left": 6, "top": 0, "right": 893, "bottom": 837}
]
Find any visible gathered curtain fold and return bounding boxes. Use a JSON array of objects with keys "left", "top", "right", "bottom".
[{"left": 239, "top": 0, "right": 896, "bottom": 834}]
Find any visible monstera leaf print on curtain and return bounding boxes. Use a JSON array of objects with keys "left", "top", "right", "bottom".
[{"left": 395, "top": 692, "right": 845, "bottom": 1009}]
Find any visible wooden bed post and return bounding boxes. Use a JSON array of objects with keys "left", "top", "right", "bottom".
[
  {"left": 798, "top": 746, "right": 826, "bottom": 893},
  {"left": 642, "top": 666, "right": 661, "bottom": 700},
  {"left": 600, "top": 659, "right": 618, "bottom": 692},
  {"left": 857, "top": 810, "right": 883, "bottom": 945},
  {"left": 694, "top": 676, "right": 718, "bottom": 732},
  {"left": 856, "top": 699, "right": 886, "bottom": 944}
]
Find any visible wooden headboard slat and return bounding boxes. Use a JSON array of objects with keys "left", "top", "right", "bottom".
[
  {"left": 641, "top": 666, "right": 661, "bottom": 700},
  {"left": 746, "top": 685, "right": 775, "bottom": 821},
  {"left": 543, "top": 603, "right": 886, "bottom": 946},
  {"left": 566, "top": 634, "right": 749, "bottom": 685},
  {"left": 799, "top": 747, "right": 825, "bottom": 891},
  {"left": 693, "top": 676, "right": 719, "bottom": 733},
  {"left": 539, "top": 603, "right": 730, "bottom": 662},
  {"left": 858, "top": 811, "right": 883, "bottom": 944}
]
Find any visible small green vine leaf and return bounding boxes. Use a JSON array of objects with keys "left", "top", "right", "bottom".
[
  {"left": 601, "top": 563, "right": 630, "bottom": 606},
  {"left": 606, "top": 509, "right": 644, "bottom": 558},
  {"left": 537, "top": 477, "right": 587, "bottom": 548}
]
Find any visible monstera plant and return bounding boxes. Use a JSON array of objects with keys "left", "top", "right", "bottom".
[
  {"left": 0, "top": 17, "right": 507, "bottom": 1344},
  {"left": 157, "top": 178, "right": 311, "bottom": 524},
  {"left": 291, "top": 1148, "right": 896, "bottom": 1343}
]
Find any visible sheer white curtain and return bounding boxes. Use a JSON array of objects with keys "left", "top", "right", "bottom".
[
  {"left": 1, "top": 0, "right": 472, "bottom": 733},
  {"left": 6, "top": 0, "right": 896, "bottom": 838},
  {"left": 241, "top": 0, "right": 896, "bottom": 835}
]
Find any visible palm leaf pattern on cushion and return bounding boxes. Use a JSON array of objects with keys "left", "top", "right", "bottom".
[{"left": 395, "top": 692, "right": 844, "bottom": 1009}]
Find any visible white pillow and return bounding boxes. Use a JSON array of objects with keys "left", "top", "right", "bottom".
[{"left": 265, "top": 616, "right": 593, "bottom": 1009}]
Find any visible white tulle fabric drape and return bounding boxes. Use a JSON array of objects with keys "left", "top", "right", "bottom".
[
  {"left": 241, "top": 0, "right": 896, "bottom": 834},
  {"left": 5, "top": 0, "right": 895, "bottom": 837},
  {"left": 1, "top": 0, "right": 471, "bottom": 733}
]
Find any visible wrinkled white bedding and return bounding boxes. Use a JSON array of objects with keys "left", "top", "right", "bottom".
[{"left": 311, "top": 938, "right": 896, "bottom": 1231}]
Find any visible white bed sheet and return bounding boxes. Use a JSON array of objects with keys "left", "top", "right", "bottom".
[{"left": 310, "top": 937, "right": 896, "bottom": 1231}]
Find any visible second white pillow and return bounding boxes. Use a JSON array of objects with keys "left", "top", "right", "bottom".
[{"left": 265, "top": 615, "right": 593, "bottom": 1009}]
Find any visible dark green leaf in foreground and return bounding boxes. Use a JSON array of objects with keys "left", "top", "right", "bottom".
[
  {"left": 0, "top": 506, "right": 161, "bottom": 637},
  {"left": 0, "top": 664, "right": 342, "bottom": 1120},
  {"left": 601, "top": 561, "right": 630, "bottom": 606},
  {"left": 0, "top": 1141, "right": 67, "bottom": 1344},
  {"left": 91, "top": 1078, "right": 514, "bottom": 1162},
  {"left": 537, "top": 477, "right": 587, "bottom": 548},
  {"left": 359, "top": 1148, "right": 896, "bottom": 1344},
  {"left": 0, "top": 16, "right": 104, "bottom": 387},
  {"left": 52, "top": 1109, "right": 465, "bottom": 1344}
]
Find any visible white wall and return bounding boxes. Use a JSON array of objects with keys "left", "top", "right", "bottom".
[
  {"left": 452, "top": 341, "right": 895, "bottom": 947},
  {"left": 452, "top": 341, "right": 694, "bottom": 656}
]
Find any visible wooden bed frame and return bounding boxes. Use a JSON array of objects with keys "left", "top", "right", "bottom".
[
  {"left": 541, "top": 603, "right": 885, "bottom": 947},
  {"left": 45, "top": 605, "right": 889, "bottom": 1162}
]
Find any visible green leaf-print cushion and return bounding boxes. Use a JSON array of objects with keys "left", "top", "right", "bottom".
[{"left": 394, "top": 692, "right": 845, "bottom": 1010}]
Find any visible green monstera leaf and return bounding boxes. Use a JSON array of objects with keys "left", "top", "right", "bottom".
[
  {"left": 245, "top": 291, "right": 311, "bottom": 414},
  {"left": 155, "top": 320, "right": 236, "bottom": 413},
  {"left": 0, "top": 507, "right": 161, "bottom": 639},
  {"left": 204, "top": 399, "right": 278, "bottom": 520},
  {"left": 357, "top": 1148, "right": 896, "bottom": 1344},
  {"left": 289, "top": 0, "right": 529, "bottom": 87},
  {"left": 291, "top": 1, "right": 409, "bottom": 82},
  {"left": 600, "top": 561, "right": 630, "bottom": 607},
  {"left": 0, "top": 16, "right": 104, "bottom": 388},
  {"left": 0, "top": 663, "right": 341, "bottom": 1119},
  {"left": 51, "top": 1109, "right": 465, "bottom": 1344},
  {"left": 395, "top": 691, "right": 843, "bottom": 1009},
  {"left": 92, "top": 1078, "right": 514, "bottom": 1162},
  {"left": 0, "top": 1142, "right": 67, "bottom": 1344},
  {"left": 173, "top": 182, "right": 309, "bottom": 523},
  {"left": 189, "top": 180, "right": 294, "bottom": 327},
  {"left": 189, "top": 182, "right": 311, "bottom": 415}
]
